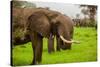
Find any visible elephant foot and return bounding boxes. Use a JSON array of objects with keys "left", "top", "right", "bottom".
[
  {"left": 56, "top": 47, "right": 61, "bottom": 51},
  {"left": 37, "top": 62, "right": 42, "bottom": 65},
  {"left": 30, "top": 61, "right": 42, "bottom": 65},
  {"left": 48, "top": 48, "right": 55, "bottom": 54},
  {"left": 67, "top": 47, "right": 71, "bottom": 50},
  {"left": 56, "top": 46, "right": 61, "bottom": 51},
  {"left": 30, "top": 61, "right": 37, "bottom": 65},
  {"left": 30, "top": 63, "right": 36, "bottom": 65},
  {"left": 48, "top": 51, "right": 53, "bottom": 54},
  {"left": 48, "top": 50, "right": 55, "bottom": 54},
  {"left": 57, "top": 49, "right": 61, "bottom": 51}
]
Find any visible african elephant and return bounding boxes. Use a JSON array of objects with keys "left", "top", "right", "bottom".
[
  {"left": 47, "top": 15, "right": 74, "bottom": 52},
  {"left": 12, "top": 7, "right": 58, "bottom": 46},
  {"left": 12, "top": 7, "right": 59, "bottom": 54},
  {"left": 50, "top": 15, "right": 74, "bottom": 51},
  {"left": 27, "top": 8, "right": 80, "bottom": 64},
  {"left": 27, "top": 11, "right": 52, "bottom": 64}
]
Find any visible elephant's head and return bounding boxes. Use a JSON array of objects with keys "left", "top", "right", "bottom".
[{"left": 51, "top": 14, "right": 79, "bottom": 50}]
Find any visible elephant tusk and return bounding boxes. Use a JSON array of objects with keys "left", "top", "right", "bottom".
[
  {"left": 60, "top": 35, "right": 80, "bottom": 44},
  {"left": 71, "top": 39, "right": 80, "bottom": 44},
  {"left": 60, "top": 35, "right": 73, "bottom": 44}
]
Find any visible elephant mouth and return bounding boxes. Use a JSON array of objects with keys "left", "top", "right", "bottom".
[{"left": 60, "top": 35, "right": 80, "bottom": 44}]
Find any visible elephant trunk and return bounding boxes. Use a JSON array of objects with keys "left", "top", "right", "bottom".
[{"left": 60, "top": 35, "right": 80, "bottom": 44}]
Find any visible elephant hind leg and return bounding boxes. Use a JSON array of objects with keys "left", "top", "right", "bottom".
[{"left": 30, "top": 32, "right": 37, "bottom": 65}]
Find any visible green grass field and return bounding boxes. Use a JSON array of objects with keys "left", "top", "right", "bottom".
[{"left": 12, "top": 27, "right": 97, "bottom": 66}]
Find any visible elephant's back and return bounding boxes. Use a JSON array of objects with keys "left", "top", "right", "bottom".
[{"left": 28, "top": 12, "right": 50, "bottom": 37}]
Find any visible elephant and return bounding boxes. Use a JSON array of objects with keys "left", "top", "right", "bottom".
[
  {"left": 12, "top": 7, "right": 57, "bottom": 46},
  {"left": 47, "top": 15, "right": 74, "bottom": 52},
  {"left": 26, "top": 8, "right": 80, "bottom": 65},
  {"left": 12, "top": 7, "right": 60, "bottom": 54},
  {"left": 50, "top": 15, "right": 74, "bottom": 51},
  {"left": 29, "top": 8, "right": 77, "bottom": 53},
  {"left": 27, "top": 11, "right": 52, "bottom": 64},
  {"left": 12, "top": 7, "right": 79, "bottom": 64}
]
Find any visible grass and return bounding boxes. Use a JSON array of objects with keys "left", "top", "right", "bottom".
[{"left": 12, "top": 27, "right": 97, "bottom": 66}]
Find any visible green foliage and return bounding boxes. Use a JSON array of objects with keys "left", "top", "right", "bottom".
[
  {"left": 12, "top": 1, "right": 36, "bottom": 44},
  {"left": 74, "top": 19, "right": 97, "bottom": 27},
  {"left": 80, "top": 5, "right": 97, "bottom": 25},
  {"left": 13, "top": 28, "right": 24, "bottom": 38},
  {"left": 12, "top": 0, "right": 36, "bottom": 8},
  {"left": 12, "top": 27, "right": 97, "bottom": 66}
]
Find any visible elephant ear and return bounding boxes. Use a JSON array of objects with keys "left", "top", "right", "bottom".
[{"left": 28, "top": 12, "right": 50, "bottom": 37}]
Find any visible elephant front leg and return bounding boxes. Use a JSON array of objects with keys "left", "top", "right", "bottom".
[
  {"left": 36, "top": 34, "right": 43, "bottom": 64},
  {"left": 56, "top": 36, "right": 63, "bottom": 51},
  {"left": 30, "top": 32, "right": 43, "bottom": 65},
  {"left": 48, "top": 34, "right": 54, "bottom": 53},
  {"left": 30, "top": 32, "right": 38, "bottom": 65}
]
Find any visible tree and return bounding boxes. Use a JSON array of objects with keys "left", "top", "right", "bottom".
[
  {"left": 75, "top": 14, "right": 80, "bottom": 27},
  {"left": 80, "top": 5, "right": 97, "bottom": 27},
  {"left": 12, "top": 0, "right": 36, "bottom": 8}
]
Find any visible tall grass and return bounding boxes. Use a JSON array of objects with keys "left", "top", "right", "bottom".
[{"left": 12, "top": 27, "right": 97, "bottom": 66}]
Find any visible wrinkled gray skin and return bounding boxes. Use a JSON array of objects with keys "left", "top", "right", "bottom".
[{"left": 27, "top": 9, "right": 74, "bottom": 64}]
